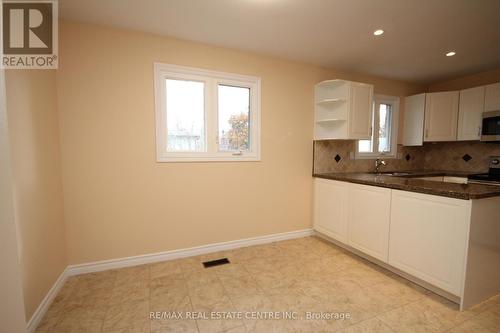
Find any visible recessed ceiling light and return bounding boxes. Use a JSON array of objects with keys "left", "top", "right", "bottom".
[
  {"left": 446, "top": 51, "right": 456, "bottom": 57},
  {"left": 373, "top": 29, "right": 384, "bottom": 36}
]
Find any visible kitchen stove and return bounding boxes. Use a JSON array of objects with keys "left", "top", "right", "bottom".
[{"left": 468, "top": 156, "right": 500, "bottom": 186}]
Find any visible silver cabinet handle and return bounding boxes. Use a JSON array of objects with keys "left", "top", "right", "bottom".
[{"left": 477, "top": 126, "right": 481, "bottom": 137}]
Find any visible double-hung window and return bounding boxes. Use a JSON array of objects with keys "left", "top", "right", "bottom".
[
  {"left": 154, "top": 63, "right": 261, "bottom": 162},
  {"left": 357, "top": 95, "right": 399, "bottom": 158}
]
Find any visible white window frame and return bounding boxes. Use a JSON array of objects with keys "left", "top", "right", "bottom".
[
  {"left": 356, "top": 94, "right": 399, "bottom": 159},
  {"left": 154, "top": 63, "right": 261, "bottom": 162}
]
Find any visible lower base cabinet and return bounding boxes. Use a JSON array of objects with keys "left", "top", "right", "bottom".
[
  {"left": 313, "top": 178, "right": 470, "bottom": 296},
  {"left": 313, "top": 179, "right": 391, "bottom": 262},
  {"left": 313, "top": 179, "right": 348, "bottom": 243},
  {"left": 388, "top": 190, "right": 470, "bottom": 296},
  {"left": 348, "top": 184, "right": 391, "bottom": 262}
]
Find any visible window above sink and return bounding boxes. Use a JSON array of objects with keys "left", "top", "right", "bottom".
[{"left": 356, "top": 94, "right": 400, "bottom": 159}]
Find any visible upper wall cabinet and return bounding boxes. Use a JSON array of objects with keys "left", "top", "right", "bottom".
[
  {"left": 485, "top": 82, "right": 500, "bottom": 112},
  {"left": 314, "top": 80, "right": 373, "bottom": 140},
  {"left": 403, "top": 93, "right": 425, "bottom": 146},
  {"left": 458, "top": 86, "right": 485, "bottom": 141},
  {"left": 424, "top": 91, "right": 459, "bottom": 142}
]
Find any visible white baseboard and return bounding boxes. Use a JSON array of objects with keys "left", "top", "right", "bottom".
[
  {"left": 66, "top": 228, "right": 314, "bottom": 276},
  {"left": 27, "top": 267, "right": 68, "bottom": 333},
  {"left": 28, "top": 228, "right": 313, "bottom": 332}
]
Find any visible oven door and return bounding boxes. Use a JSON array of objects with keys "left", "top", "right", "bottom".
[{"left": 481, "top": 111, "right": 500, "bottom": 141}]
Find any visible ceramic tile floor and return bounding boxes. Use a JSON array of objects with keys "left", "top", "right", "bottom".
[{"left": 36, "top": 236, "right": 500, "bottom": 333}]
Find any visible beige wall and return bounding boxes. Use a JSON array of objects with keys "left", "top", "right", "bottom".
[
  {"left": 1, "top": 70, "right": 28, "bottom": 332},
  {"left": 57, "top": 21, "right": 423, "bottom": 265},
  {"left": 57, "top": 21, "right": 324, "bottom": 264},
  {"left": 5, "top": 70, "right": 67, "bottom": 319},
  {"left": 428, "top": 67, "right": 500, "bottom": 92}
]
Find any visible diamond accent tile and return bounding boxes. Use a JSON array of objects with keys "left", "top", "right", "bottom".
[
  {"left": 334, "top": 154, "right": 341, "bottom": 163},
  {"left": 462, "top": 154, "right": 472, "bottom": 162},
  {"left": 314, "top": 140, "right": 500, "bottom": 174},
  {"left": 405, "top": 154, "right": 411, "bottom": 162}
]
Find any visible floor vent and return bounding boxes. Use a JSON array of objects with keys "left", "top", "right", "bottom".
[{"left": 202, "top": 258, "right": 230, "bottom": 268}]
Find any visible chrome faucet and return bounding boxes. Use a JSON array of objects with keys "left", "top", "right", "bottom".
[{"left": 375, "top": 158, "right": 387, "bottom": 173}]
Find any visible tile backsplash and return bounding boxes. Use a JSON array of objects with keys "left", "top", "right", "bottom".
[
  {"left": 423, "top": 141, "right": 500, "bottom": 173},
  {"left": 313, "top": 140, "right": 500, "bottom": 174},
  {"left": 313, "top": 140, "right": 425, "bottom": 173}
]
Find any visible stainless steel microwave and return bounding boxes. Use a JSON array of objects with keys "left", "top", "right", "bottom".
[{"left": 481, "top": 110, "right": 500, "bottom": 141}]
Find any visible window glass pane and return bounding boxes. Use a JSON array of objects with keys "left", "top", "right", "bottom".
[
  {"left": 218, "top": 85, "right": 250, "bottom": 151},
  {"left": 378, "top": 103, "right": 392, "bottom": 153},
  {"left": 166, "top": 79, "right": 205, "bottom": 152},
  {"left": 358, "top": 140, "right": 373, "bottom": 153}
]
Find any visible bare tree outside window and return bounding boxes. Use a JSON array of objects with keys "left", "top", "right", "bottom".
[
  {"left": 218, "top": 85, "right": 250, "bottom": 151},
  {"left": 155, "top": 63, "right": 261, "bottom": 162},
  {"left": 166, "top": 79, "right": 205, "bottom": 152}
]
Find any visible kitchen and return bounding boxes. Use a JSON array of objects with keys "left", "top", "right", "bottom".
[
  {"left": 2, "top": 1, "right": 500, "bottom": 332},
  {"left": 312, "top": 79, "right": 500, "bottom": 311}
]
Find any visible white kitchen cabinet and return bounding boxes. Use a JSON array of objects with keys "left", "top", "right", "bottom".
[
  {"left": 403, "top": 93, "right": 425, "bottom": 146},
  {"left": 314, "top": 178, "right": 500, "bottom": 309},
  {"left": 348, "top": 82, "right": 374, "bottom": 139},
  {"left": 389, "top": 190, "right": 470, "bottom": 295},
  {"left": 485, "top": 82, "right": 500, "bottom": 112},
  {"left": 347, "top": 183, "right": 391, "bottom": 262},
  {"left": 424, "top": 91, "right": 459, "bottom": 142},
  {"left": 458, "top": 86, "right": 485, "bottom": 141},
  {"left": 313, "top": 179, "right": 391, "bottom": 261},
  {"left": 314, "top": 80, "right": 373, "bottom": 140},
  {"left": 313, "top": 179, "right": 348, "bottom": 243}
]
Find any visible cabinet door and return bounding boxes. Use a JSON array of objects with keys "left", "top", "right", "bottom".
[
  {"left": 347, "top": 183, "right": 391, "bottom": 262},
  {"left": 424, "top": 91, "right": 459, "bottom": 142},
  {"left": 313, "top": 179, "right": 348, "bottom": 243},
  {"left": 348, "top": 82, "right": 373, "bottom": 140},
  {"left": 403, "top": 94, "right": 425, "bottom": 146},
  {"left": 389, "top": 190, "right": 470, "bottom": 296},
  {"left": 485, "top": 82, "right": 500, "bottom": 112},
  {"left": 458, "top": 87, "right": 485, "bottom": 141}
]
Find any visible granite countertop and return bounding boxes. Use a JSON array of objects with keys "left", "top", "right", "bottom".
[{"left": 313, "top": 170, "right": 500, "bottom": 200}]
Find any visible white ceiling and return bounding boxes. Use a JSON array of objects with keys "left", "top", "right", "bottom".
[{"left": 60, "top": 0, "right": 500, "bottom": 84}]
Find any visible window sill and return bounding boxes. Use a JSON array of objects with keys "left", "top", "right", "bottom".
[
  {"left": 156, "top": 153, "right": 261, "bottom": 163},
  {"left": 354, "top": 153, "right": 398, "bottom": 160}
]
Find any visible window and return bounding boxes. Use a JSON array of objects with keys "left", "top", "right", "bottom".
[
  {"left": 218, "top": 85, "right": 250, "bottom": 152},
  {"left": 166, "top": 79, "right": 205, "bottom": 152},
  {"left": 357, "top": 95, "right": 399, "bottom": 158},
  {"left": 154, "top": 63, "right": 261, "bottom": 162}
]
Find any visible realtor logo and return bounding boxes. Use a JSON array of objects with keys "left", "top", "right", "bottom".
[{"left": 2, "top": 0, "right": 58, "bottom": 69}]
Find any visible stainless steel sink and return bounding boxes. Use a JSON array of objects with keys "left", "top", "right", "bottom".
[{"left": 369, "top": 172, "right": 413, "bottom": 176}]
